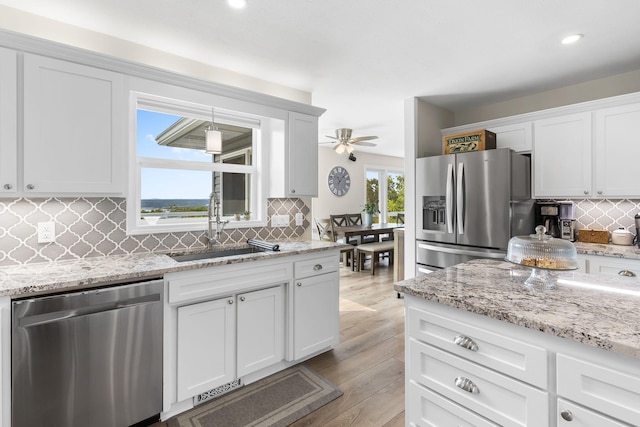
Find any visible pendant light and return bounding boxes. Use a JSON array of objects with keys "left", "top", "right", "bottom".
[{"left": 205, "top": 108, "right": 222, "bottom": 154}]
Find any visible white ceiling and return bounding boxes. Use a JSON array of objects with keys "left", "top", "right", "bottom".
[{"left": 3, "top": 0, "right": 640, "bottom": 157}]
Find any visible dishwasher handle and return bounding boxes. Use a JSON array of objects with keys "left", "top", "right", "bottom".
[{"left": 17, "top": 293, "right": 161, "bottom": 328}]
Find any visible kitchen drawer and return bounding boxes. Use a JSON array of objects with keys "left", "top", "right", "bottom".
[
  {"left": 407, "top": 380, "right": 499, "bottom": 427},
  {"left": 409, "top": 338, "right": 548, "bottom": 427},
  {"left": 407, "top": 305, "right": 548, "bottom": 388},
  {"left": 166, "top": 260, "right": 292, "bottom": 304},
  {"left": 557, "top": 354, "right": 640, "bottom": 426},
  {"left": 587, "top": 256, "right": 640, "bottom": 278},
  {"left": 294, "top": 254, "right": 338, "bottom": 279},
  {"left": 557, "top": 398, "right": 631, "bottom": 427}
]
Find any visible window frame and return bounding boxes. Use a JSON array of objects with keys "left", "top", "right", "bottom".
[
  {"left": 126, "top": 91, "right": 269, "bottom": 235},
  {"left": 365, "top": 166, "right": 405, "bottom": 224}
]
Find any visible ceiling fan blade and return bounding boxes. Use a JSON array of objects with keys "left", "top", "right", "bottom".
[
  {"left": 350, "top": 135, "right": 378, "bottom": 143},
  {"left": 351, "top": 141, "right": 377, "bottom": 147},
  {"left": 325, "top": 135, "right": 338, "bottom": 140},
  {"left": 319, "top": 141, "right": 336, "bottom": 144}
]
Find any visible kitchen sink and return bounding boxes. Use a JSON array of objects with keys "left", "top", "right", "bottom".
[{"left": 169, "top": 246, "right": 266, "bottom": 262}]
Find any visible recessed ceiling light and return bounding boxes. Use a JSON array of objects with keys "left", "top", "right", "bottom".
[
  {"left": 561, "top": 34, "right": 583, "bottom": 45},
  {"left": 227, "top": 0, "right": 247, "bottom": 9}
]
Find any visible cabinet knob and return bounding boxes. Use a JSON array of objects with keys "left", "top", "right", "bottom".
[
  {"left": 297, "top": 282, "right": 302, "bottom": 287},
  {"left": 618, "top": 270, "right": 636, "bottom": 277},
  {"left": 313, "top": 264, "right": 323, "bottom": 271},
  {"left": 454, "top": 376, "right": 479, "bottom": 394},
  {"left": 453, "top": 335, "right": 479, "bottom": 351},
  {"left": 560, "top": 409, "right": 573, "bottom": 421},
  {"left": 3, "top": 184, "right": 12, "bottom": 190},
  {"left": 228, "top": 299, "right": 234, "bottom": 304},
  {"left": 597, "top": 190, "right": 603, "bottom": 195},
  {"left": 291, "top": 189, "right": 296, "bottom": 194},
  {"left": 240, "top": 296, "right": 246, "bottom": 302},
  {"left": 26, "top": 184, "right": 35, "bottom": 190},
  {"left": 583, "top": 190, "right": 588, "bottom": 195}
]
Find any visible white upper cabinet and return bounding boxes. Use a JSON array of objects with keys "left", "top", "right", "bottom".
[
  {"left": 286, "top": 111, "right": 318, "bottom": 197},
  {"left": 533, "top": 112, "right": 592, "bottom": 198},
  {"left": 594, "top": 103, "right": 640, "bottom": 197},
  {"left": 23, "top": 54, "right": 125, "bottom": 195},
  {"left": 487, "top": 122, "right": 532, "bottom": 152},
  {"left": 0, "top": 47, "right": 17, "bottom": 194}
]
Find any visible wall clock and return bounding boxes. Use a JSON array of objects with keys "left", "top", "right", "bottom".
[{"left": 327, "top": 166, "right": 351, "bottom": 197}]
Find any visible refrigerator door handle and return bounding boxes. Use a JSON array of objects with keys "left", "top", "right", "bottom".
[
  {"left": 446, "top": 163, "right": 454, "bottom": 234},
  {"left": 417, "top": 242, "right": 505, "bottom": 259},
  {"left": 457, "top": 162, "right": 464, "bottom": 235}
]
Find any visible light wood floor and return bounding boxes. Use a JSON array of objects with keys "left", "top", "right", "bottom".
[{"left": 153, "top": 261, "right": 405, "bottom": 427}]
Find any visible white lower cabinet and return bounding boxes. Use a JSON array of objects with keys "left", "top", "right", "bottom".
[
  {"left": 577, "top": 254, "right": 640, "bottom": 278},
  {"left": 557, "top": 399, "right": 630, "bottom": 427},
  {"left": 237, "top": 286, "right": 284, "bottom": 377},
  {"left": 292, "top": 255, "right": 340, "bottom": 360},
  {"left": 177, "top": 297, "right": 236, "bottom": 401},
  {"left": 164, "top": 251, "right": 340, "bottom": 416}
]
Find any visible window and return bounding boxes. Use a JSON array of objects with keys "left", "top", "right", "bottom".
[
  {"left": 365, "top": 168, "right": 404, "bottom": 224},
  {"left": 127, "top": 93, "right": 270, "bottom": 234}
]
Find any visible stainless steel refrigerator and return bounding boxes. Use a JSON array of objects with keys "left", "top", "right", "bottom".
[{"left": 415, "top": 148, "right": 534, "bottom": 274}]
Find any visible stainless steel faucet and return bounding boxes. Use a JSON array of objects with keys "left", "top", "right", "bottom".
[{"left": 208, "top": 191, "right": 229, "bottom": 245}]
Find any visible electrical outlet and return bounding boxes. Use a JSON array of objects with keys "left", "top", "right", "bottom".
[
  {"left": 272, "top": 215, "right": 289, "bottom": 227},
  {"left": 295, "top": 212, "right": 304, "bottom": 226},
  {"left": 37, "top": 222, "right": 56, "bottom": 243}
]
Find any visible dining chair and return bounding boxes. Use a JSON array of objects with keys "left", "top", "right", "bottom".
[
  {"left": 314, "top": 218, "right": 332, "bottom": 241},
  {"left": 329, "top": 214, "right": 355, "bottom": 268},
  {"left": 347, "top": 212, "right": 377, "bottom": 243}
]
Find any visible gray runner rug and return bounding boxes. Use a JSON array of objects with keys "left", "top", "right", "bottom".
[{"left": 166, "top": 364, "right": 343, "bottom": 427}]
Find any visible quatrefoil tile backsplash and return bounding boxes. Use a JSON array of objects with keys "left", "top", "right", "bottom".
[{"left": 0, "top": 197, "right": 310, "bottom": 266}]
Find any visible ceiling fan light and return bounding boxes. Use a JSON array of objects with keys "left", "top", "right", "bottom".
[
  {"left": 346, "top": 144, "right": 354, "bottom": 153},
  {"left": 335, "top": 143, "right": 346, "bottom": 154}
]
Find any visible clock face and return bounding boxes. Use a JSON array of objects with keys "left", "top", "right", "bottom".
[{"left": 327, "top": 166, "right": 351, "bottom": 197}]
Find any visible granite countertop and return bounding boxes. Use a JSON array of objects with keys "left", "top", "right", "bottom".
[
  {"left": 575, "top": 241, "right": 640, "bottom": 260},
  {"left": 394, "top": 259, "right": 640, "bottom": 360},
  {"left": 0, "top": 241, "right": 346, "bottom": 298}
]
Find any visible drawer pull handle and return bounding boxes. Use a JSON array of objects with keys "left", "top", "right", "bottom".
[
  {"left": 454, "top": 335, "right": 479, "bottom": 351},
  {"left": 618, "top": 270, "right": 636, "bottom": 277},
  {"left": 3, "top": 184, "right": 11, "bottom": 190},
  {"left": 454, "top": 376, "right": 479, "bottom": 394},
  {"left": 313, "top": 264, "right": 323, "bottom": 271},
  {"left": 560, "top": 409, "right": 573, "bottom": 421}
]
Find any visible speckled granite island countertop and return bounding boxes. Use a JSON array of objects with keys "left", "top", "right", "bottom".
[
  {"left": 0, "top": 241, "right": 345, "bottom": 298},
  {"left": 394, "top": 259, "right": 640, "bottom": 360}
]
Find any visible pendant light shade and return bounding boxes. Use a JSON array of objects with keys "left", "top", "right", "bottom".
[{"left": 205, "top": 108, "right": 222, "bottom": 154}]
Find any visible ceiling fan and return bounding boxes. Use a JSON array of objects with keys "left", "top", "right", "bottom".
[{"left": 321, "top": 128, "right": 378, "bottom": 154}]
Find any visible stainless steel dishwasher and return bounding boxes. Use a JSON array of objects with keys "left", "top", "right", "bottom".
[{"left": 12, "top": 279, "right": 163, "bottom": 427}]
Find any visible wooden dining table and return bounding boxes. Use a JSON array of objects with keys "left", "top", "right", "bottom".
[{"left": 333, "top": 223, "right": 404, "bottom": 243}]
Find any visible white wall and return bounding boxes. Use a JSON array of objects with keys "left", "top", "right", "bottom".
[
  {"left": 312, "top": 147, "right": 404, "bottom": 227},
  {"left": 0, "top": 5, "right": 311, "bottom": 105}
]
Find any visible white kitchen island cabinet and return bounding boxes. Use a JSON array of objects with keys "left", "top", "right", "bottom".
[
  {"left": 577, "top": 253, "right": 640, "bottom": 278},
  {"left": 0, "top": 47, "right": 17, "bottom": 195},
  {"left": 22, "top": 54, "right": 125, "bottom": 196},
  {"left": 396, "top": 259, "right": 640, "bottom": 427}
]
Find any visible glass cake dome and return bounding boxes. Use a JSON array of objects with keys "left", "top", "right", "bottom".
[{"left": 506, "top": 225, "right": 578, "bottom": 288}]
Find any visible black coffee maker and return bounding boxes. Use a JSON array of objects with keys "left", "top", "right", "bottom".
[{"left": 535, "top": 201, "right": 561, "bottom": 238}]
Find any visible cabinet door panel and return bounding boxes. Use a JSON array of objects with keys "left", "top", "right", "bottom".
[
  {"left": 487, "top": 122, "right": 532, "bottom": 152},
  {"left": 287, "top": 112, "right": 318, "bottom": 197},
  {"left": 407, "top": 380, "right": 499, "bottom": 427},
  {"left": 293, "top": 272, "right": 339, "bottom": 359},
  {"left": 177, "top": 298, "right": 236, "bottom": 401},
  {"left": 409, "top": 339, "right": 548, "bottom": 427},
  {"left": 0, "top": 47, "right": 17, "bottom": 194},
  {"left": 557, "top": 354, "right": 640, "bottom": 426},
  {"left": 557, "top": 398, "right": 629, "bottom": 427},
  {"left": 595, "top": 103, "right": 640, "bottom": 197},
  {"left": 23, "top": 54, "right": 124, "bottom": 194},
  {"left": 533, "top": 113, "right": 591, "bottom": 197},
  {"left": 237, "top": 286, "right": 284, "bottom": 377}
]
